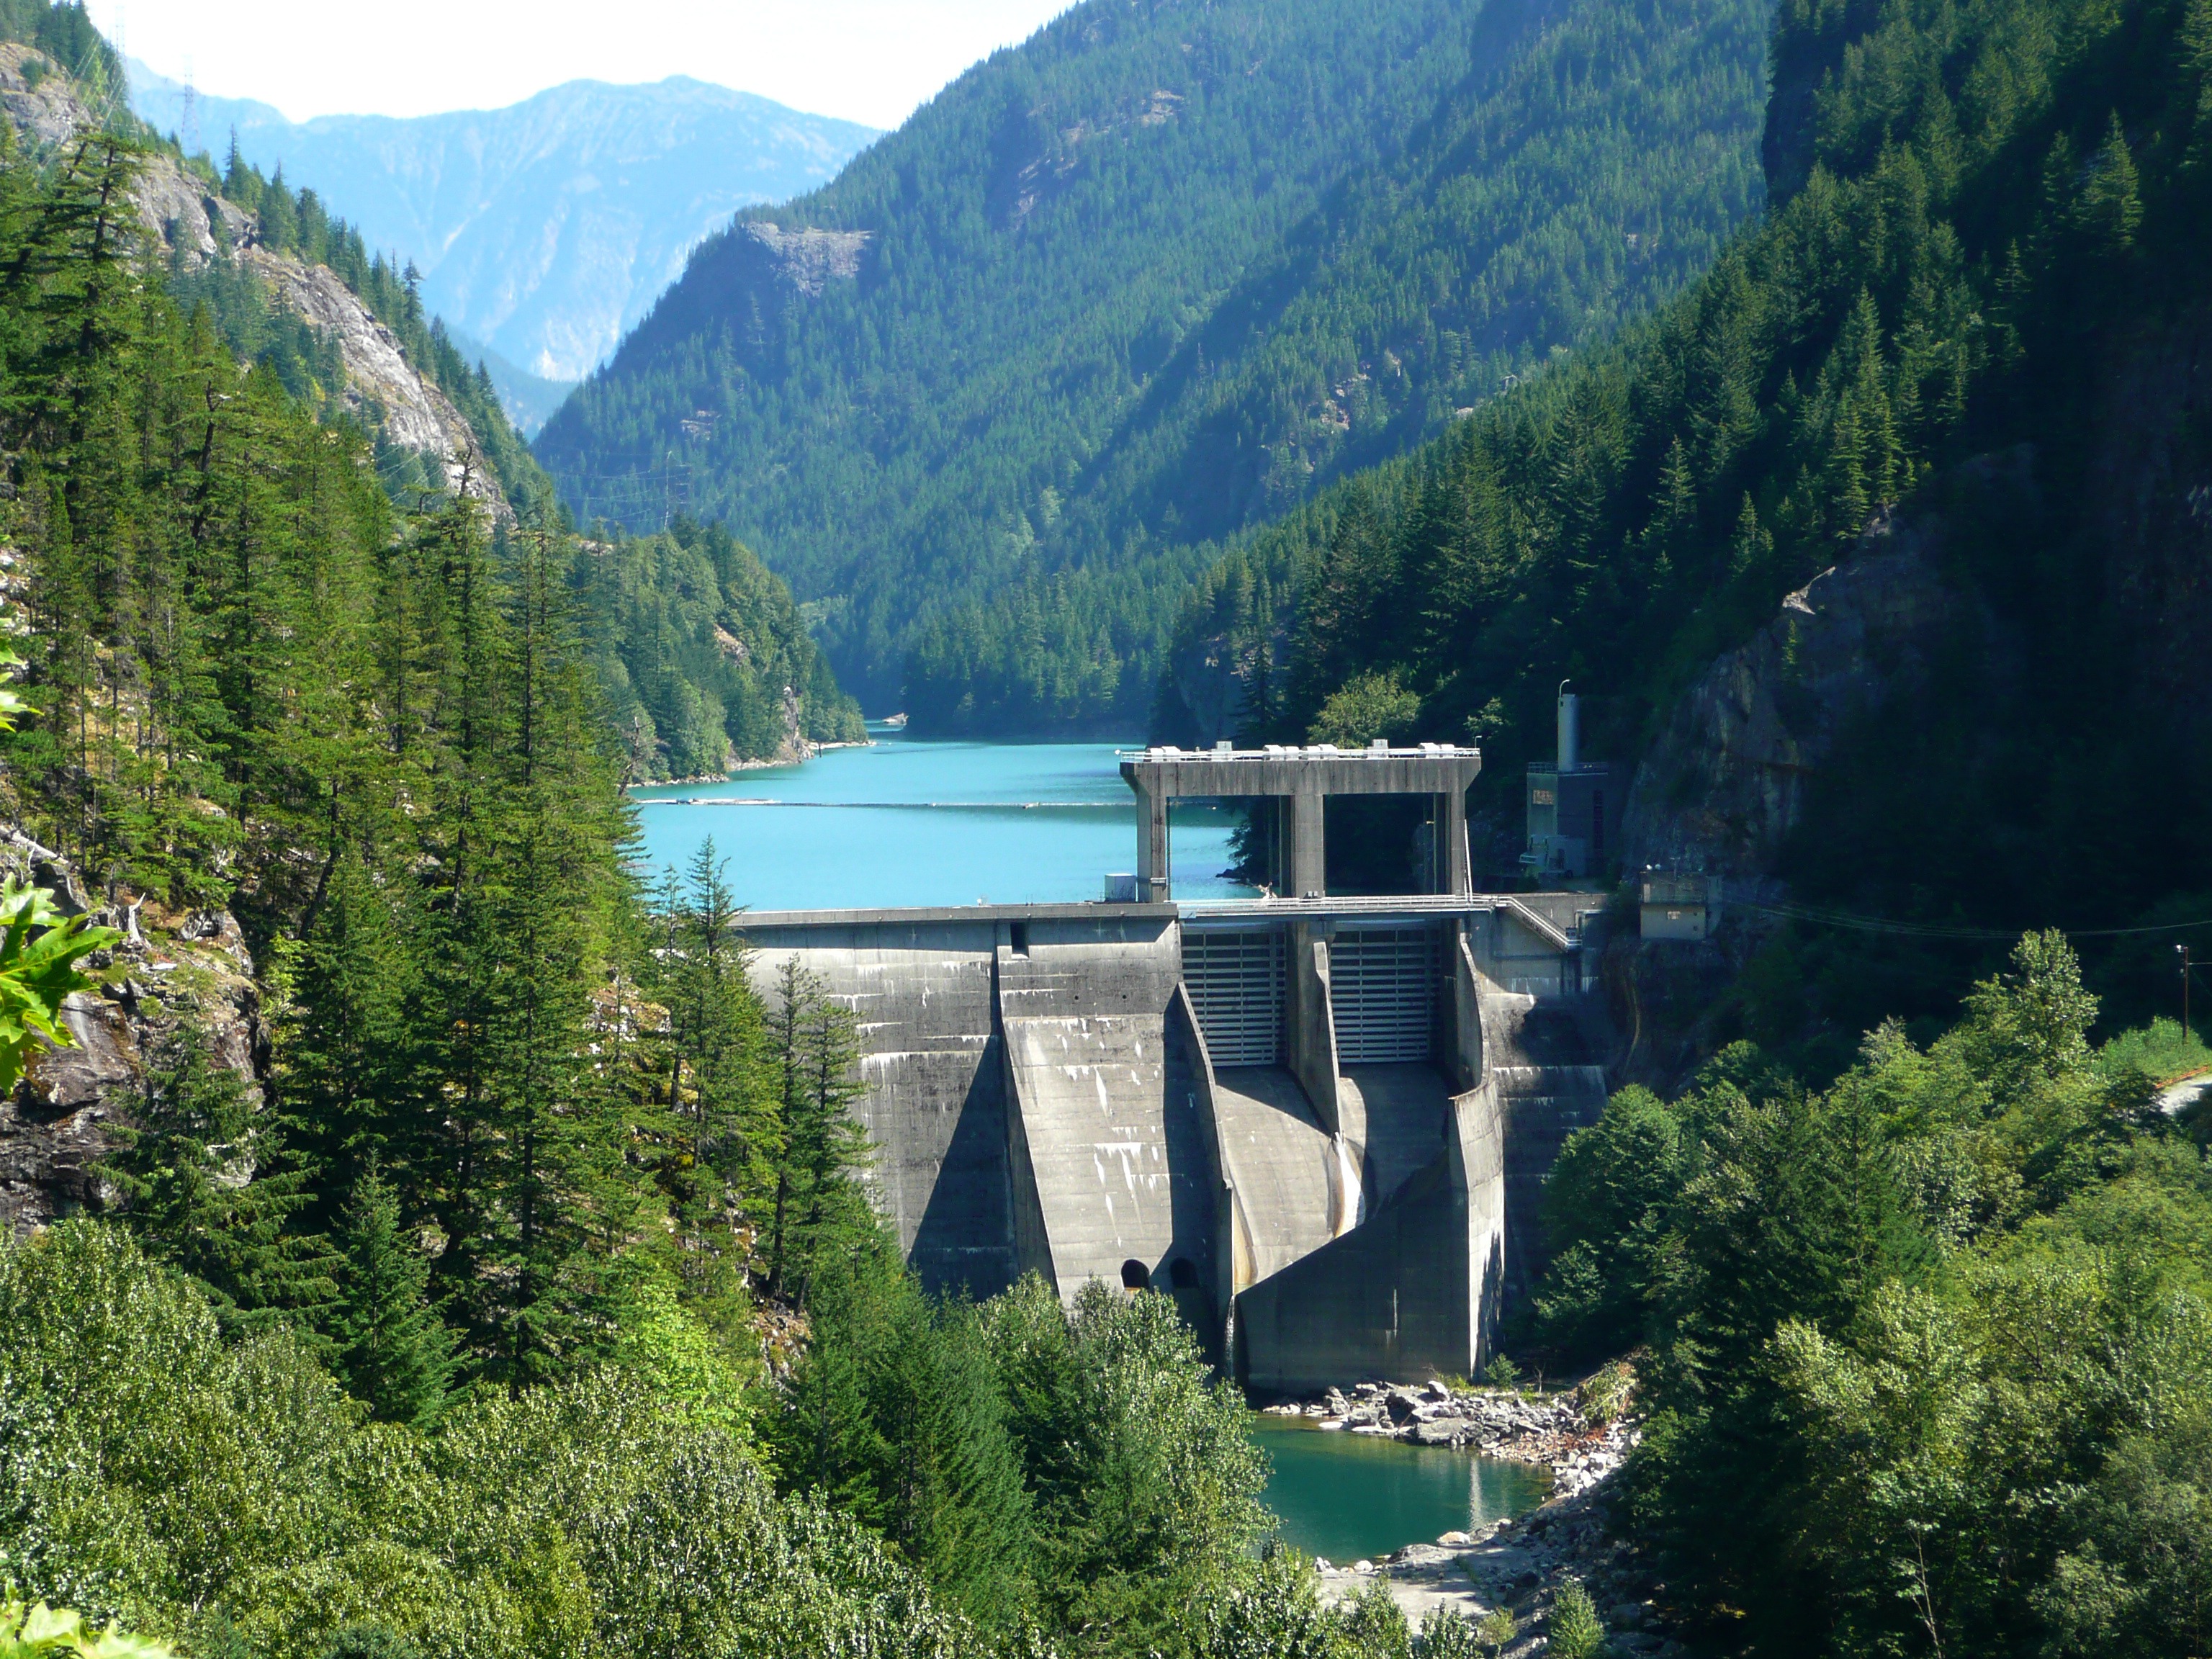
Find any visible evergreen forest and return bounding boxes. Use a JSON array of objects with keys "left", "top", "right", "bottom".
[
  {"left": 127, "top": 77, "right": 863, "bottom": 780},
  {"left": 536, "top": 0, "right": 1773, "bottom": 727},
  {"left": 1169, "top": 0, "right": 2212, "bottom": 1054}
]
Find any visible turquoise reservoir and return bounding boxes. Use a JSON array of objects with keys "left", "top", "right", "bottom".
[
  {"left": 628, "top": 726, "right": 1254, "bottom": 910},
  {"left": 1251, "top": 1416, "right": 1550, "bottom": 1564}
]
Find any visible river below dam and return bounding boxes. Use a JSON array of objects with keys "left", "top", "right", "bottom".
[
  {"left": 1251, "top": 1417, "right": 1550, "bottom": 1563},
  {"left": 629, "top": 723, "right": 1255, "bottom": 908}
]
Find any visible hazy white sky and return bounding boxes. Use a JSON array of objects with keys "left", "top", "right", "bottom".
[{"left": 91, "top": 0, "right": 1075, "bottom": 129}]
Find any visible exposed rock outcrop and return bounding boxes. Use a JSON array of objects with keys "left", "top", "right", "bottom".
[
  {"left": 0, "top": 830, "right": 261, "bottom": 1235},
  {"left": 739, "top": 222, "right": 871, "bottom": 297},
  {"left": 1621, "top": 509, "right": 1990, "bottom": 891},
  {"left": 0, "top": 41, "right": 98, "bottom": 148},
  {"left": 240, "top": 246, "right": 498, "bottom": 502},
  {"left": 0, "top": 42, "right": 504, "bottom": 514},
  {"left": 2087, "top": 305, "right": 2212, "bottom": 734}
]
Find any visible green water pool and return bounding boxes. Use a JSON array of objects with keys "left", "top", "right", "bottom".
[{"left": 1250, "top": 1415, "right": 1551, "bottom": 1564}]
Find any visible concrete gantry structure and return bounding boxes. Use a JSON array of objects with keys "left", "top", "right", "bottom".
[
  {"left": 1120, "top": 743, "right": 1483, "bottom": 901},
  {"left": 739, "top": 886, "right": 1608, "bottom": 1395}
]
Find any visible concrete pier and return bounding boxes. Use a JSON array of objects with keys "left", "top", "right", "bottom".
[
  {"left": 740, "top": 891, "right": 1604, "bottom": 1389},
  {"left": 1120, "top": 744, "right": 1483, "bottom": 900}
]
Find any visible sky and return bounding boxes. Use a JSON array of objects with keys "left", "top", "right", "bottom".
[{"left": 90, "top": 0, "right": 1076, "bottom": 129}]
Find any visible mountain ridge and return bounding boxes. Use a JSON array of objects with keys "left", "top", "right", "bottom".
[
  {"left": 128, "top": 61, "right": 881, "bottom": 395},
  {"left": 536, "top": 0, "right": 1771, "bottom": 724}
]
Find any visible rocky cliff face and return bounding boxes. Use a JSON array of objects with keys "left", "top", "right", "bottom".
[
  {"left": 1620, "top": 510, "right": 1990, "bottom": 891},
  {"left": 1151, "top": 626, "right": 1268, "bottom": 747},
  {"left": 0, "top": 829, "right": 261, "bottom": 1234},
  {"left": 240, "top": 246, "right": 499, "bottom": 503},
  {"left": 2086, "top": 303, "right": 2212, "bottom": 742},
  {"left": 1624, "top": 291, "right": 2212, "bottom": 903},
  {"left": 741, "top": 222, "right": 872, "bottom": 298},
  {"left": 0, "top": 42, "right": 505, "bottom": 513}
]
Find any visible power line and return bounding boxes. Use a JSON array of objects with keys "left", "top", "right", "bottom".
[{"left": 1734, "top": 899, "right": 2212, "bottom": 943}]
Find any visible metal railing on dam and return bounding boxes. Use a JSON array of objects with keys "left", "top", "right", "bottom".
[{"left": 735, "top": 894, "right": 1608, "bottom": 1394}]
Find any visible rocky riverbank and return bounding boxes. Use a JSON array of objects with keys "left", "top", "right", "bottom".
[
  {"left": 1280, "top": 1375, "right": 1686, "bottom": 1655},
  {"left": 1262, "top": 1378, "right": 1605, "bottom": 1470}
]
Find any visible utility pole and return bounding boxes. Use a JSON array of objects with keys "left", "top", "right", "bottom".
[{"left": 2180, "top": 944, "right": 2192, "bottom": 1040}]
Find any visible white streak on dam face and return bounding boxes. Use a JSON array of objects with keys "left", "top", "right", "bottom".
[
  {"left": 860, "top": 1050, "right": 929, "bottom": 1070},
  {"left": 1091, "top": 1139, "right": 1149, "bottom": 1193}
]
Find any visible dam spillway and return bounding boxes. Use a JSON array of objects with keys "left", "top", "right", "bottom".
[{"left": 737, "top": 891, "right": 1607, "bottom": 1392}]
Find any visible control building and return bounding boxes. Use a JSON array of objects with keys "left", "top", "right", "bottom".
[{"left": 1524, "top": 684, "right": 1620, "bottom": 881}]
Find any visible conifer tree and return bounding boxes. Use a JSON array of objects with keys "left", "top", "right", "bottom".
[
  {"left": 2080, "top": 111, "right": 2143, "bottom": 253},
  {"left": 328, "top": 1170, "right": 454, "bottom": 1428},
  {"left": 103, "top": 1025, "right": 335, "bottom": 1336},
  {"left": 660, "top": 839, "right": 768, "bottom": 1284},
  {"left": 769, "top": 1247, "right": 1035, "bottom": 1624},
  {"left": 284, "top": 847, "right": 419, "bottom": 1223},
  {"left": 763, "top": 956, "right": 873, "bottom": 1302}
]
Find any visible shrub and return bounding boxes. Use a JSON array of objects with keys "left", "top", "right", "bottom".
[
  {"left": 1548, "top": 1583, "right": 1608, "bottom": 1659},
  {"left": 1577, "top": 1359, "right": 1635, "bottom": 1427}
]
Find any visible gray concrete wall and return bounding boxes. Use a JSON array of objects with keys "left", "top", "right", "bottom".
[
  {"left": 1475, "top": 979, "right": 1609, "bottom": 1312},
  {"left": 1233, "top": 1140, "right": 1470, "bottom": 1396},
  {"left": 1285, "top": 921, "right": 1342, "bottom": 1134},
  {"left": 740, "top": 917, "right": 1017, "bottom": 1298},
  {"left": 1470, "top": 906, "right": 1584, "bottom": 997},
  {"left": 743, "top": 898, "right": 1603, "bottom": 1390},
  {"left": 1166, "top": 981, "right": 1234, "bottom": 1364},
  {"left": 996, "top": 917, "right": 1219, "bottom": 1303},
  {"left": 1336, "top": 1064, "right": 1454, "bottom": 1222},
  {"left": 1212, "top": 1066, "right": 1336, "bottom": 1290},
  {"left": 1456, "top": 1079, "right": 1509, "bottom": 1371},
  {"left": 1231, "top": 925, "right": 1602, "bottom": 1391},
  {"left": 1447, "top": 926, "right": 1487, "bottom": 1090}
]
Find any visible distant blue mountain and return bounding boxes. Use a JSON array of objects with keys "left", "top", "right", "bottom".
[{"left": 130, "top": 63, "right": 880, "bottom": 418}]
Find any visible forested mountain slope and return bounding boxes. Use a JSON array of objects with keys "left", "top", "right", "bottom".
[
  {"left": 1170, "top": 0, "right": 2212, "bottom": 1047},
  {"left": 130, "top": 64, "right": 881, "bottom": 395},
  {"left": 4, "top": 39, "right": 864, "bottom": 780},
  {"left": 536, "top": 0, "right": 1772, "bottom": 722}
]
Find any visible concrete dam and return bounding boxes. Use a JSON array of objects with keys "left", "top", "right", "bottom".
[{"left": 738, "top": 745, "right": 1609, "bottom": 1393}]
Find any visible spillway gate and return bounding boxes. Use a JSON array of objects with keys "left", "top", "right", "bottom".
[{"left": 1183, "top": 927, "right": 1286, "bottom": 1065}]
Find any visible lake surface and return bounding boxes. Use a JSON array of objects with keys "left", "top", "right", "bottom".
[
  {"left": 629, "top": 725, "right": 1256, "bottom": 911},
  {"left": 1251, "top": 1416, "right": 1550, "bottom": 1563}
]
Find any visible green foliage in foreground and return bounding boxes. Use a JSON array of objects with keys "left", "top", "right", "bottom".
[
  {"left": 0, "top": 1226, "right": 974, "bottom": 1659},
  {"left": 0, "top": 1225, "right": 1501, "bottom": 1659},
  {"left": 1, "top": 1599, "right": 171, "bottom": 1659},
  {"left": 1534, "top": 932, "right": 2212, "bottom": 1655},
  {"left": 0, "top": 876, "right": 112, "bottom": 1093}
]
